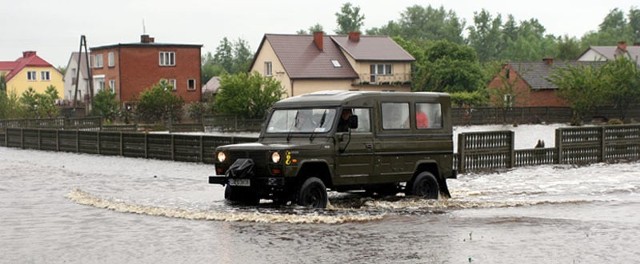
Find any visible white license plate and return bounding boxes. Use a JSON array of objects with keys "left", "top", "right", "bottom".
[{"left": 228, "top": 178, "right": 250, "bottom": 187}]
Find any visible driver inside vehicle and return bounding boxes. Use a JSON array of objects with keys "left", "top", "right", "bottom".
[{"left": 337, "top": 108, "right": 353, "bottom": 132}]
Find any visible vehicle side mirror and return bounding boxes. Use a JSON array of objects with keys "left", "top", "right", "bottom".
[{"left": 349, "top": 115, "right": 358, "bottom": 129}]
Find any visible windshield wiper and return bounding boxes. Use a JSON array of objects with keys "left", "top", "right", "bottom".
[
  {"left": 287, "top": 110, "right": 299, "bottom": 142},
  {"left": 309, "top": 109, "right": 327, "bottom": 142}
]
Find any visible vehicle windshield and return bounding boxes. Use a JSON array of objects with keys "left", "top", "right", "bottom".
[{"left": 266, "top": 108, "right": 337, "bottom": 133}]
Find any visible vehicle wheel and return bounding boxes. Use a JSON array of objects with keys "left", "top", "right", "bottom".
[
  {"left": 296, "top": 177, "right": 328, "bottom": 208},
  {"left": 225, "top": 185, "right": 259, "bottom": 205},
  {"left": 408, "top": 172, "right": 439, "bottom": 199}
]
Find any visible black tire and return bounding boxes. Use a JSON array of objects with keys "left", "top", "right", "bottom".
[
  {"left": 296, "top": 177, "right": 328, "bottom": 208},
  {"left": 408, "top": 172, "right": 439, "bottom": 199},
  {"left": 224, "top": 185, "right": 259, "bottom": 205}
]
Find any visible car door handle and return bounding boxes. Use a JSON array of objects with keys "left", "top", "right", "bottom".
[{"left": 364, "top": 143, "right": 373, "bottom": 149}]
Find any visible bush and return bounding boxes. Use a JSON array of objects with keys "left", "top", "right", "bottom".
[{"left": 135, "top": 80, "right": 184, "bottom": 123}]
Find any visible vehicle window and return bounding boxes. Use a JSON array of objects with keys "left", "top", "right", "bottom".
[
  {"left": 266, "top": 108, "right": 336, "bottom": 133},
  {"left": 353, "top": 108, "right": 371, "bottom": 132},
  {"left": 381, "top": 103, "right": 409, "bottom": 129},
  {"left": 416, "top": 103, "right": 442, "bottom": 129}
]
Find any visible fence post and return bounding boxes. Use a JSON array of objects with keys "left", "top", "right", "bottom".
[
  {"left": 555, "top": 128, "right": 562, "bottom": 164},
  {"left": 144, "top": 133, "right": 148, "bottom": 159},
  {"left": 76, "top": 130, "right": 80, "bottom": 153},
  {"left": 171, "top": 134, "right": 175, "bottom": 161},
  {"left": 457, "top": 133, "right": 466, "bottom": 174},
  {"left": 38, "top": 129, "right": 41, "bottom": 150},
  {"left": 119, "top": 132, "right": 124, "bottom": 156},
  {"left": 96, "top": 131, "right": 101, "bottom": 154},
  {"left": 600, "top": 126, "right": 606, "bottom": 162},
  {"left": 56, "top": 130, "right": 60, "bottom": 151},
  {"left": 199, "top": 135, "right": 204, "bottom": 162},
  {"left": 509, "top": 131, "right": 515, "bottom": 168},
  {"left": 20, "top": 128, "right": 24, "bottom": 149}
]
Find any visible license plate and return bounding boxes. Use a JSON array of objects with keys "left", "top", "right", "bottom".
[{"left": 228, "top": 178, "right": 250, "bottom": 187}]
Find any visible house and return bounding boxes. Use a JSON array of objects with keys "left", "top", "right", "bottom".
[
  {"left": 0, "top": 51, "right": 64, "bottom": 98},
  {"left": 486, "top": 58, "right": 605, "bottom": 107},
  {"left": 90, "top": 35, "right": 202, "bottom": 105},
  {"left": 249, "top": 32, "right": 415, "bottom": 97},
  {"left": 577, "top": 41, "right": 640, "bottom": 64},
  {"left": 63, "top": 52, "right": 91, "bottom": 104},
  {"left": 201, "top": 76, "right": 220, "bottom": 99}
]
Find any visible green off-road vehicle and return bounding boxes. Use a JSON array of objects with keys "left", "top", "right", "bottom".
[{"left": 209, "top": 91, "right": 456, "bottom": 208}]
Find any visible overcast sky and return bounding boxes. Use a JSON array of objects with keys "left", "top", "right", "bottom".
[{"left": 1, "top": 0, "right": 637, "bottom": 67}]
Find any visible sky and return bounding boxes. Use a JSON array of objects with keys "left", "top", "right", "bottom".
[{"left": 1, "top": 0, "right": 638, "bottom": 67}]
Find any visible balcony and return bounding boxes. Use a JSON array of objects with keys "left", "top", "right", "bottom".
[{"left": 354, "top": 73, "right": 412, "bottom": 86}]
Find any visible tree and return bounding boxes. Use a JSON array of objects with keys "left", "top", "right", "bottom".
[
  {"left": 600, "top": 57, "right": 640, "bottom": 120},
  {"left": 136, "top": 80, "right": 184, "bottom": 123},
  {"left": 297, "top": 23, "right": 324, "bottom": 34},
  {"left": 555, "top": 35, "right": 583, "bottom": 60},
  {"left": 335, "top": 2, "right": 365, "bottom": 34},
  {"left": 18, "top": 86, "right": 59, "bottom": 118},
  {"left": 91, "top": 89, "right": 119, "bottom": 123},
  {"left": 0, "top": 74, "right": 6, "bottom": 93},
  {"left": 215, "top": 72, "right": 284, "bottom": 119},
  {"left": 549, "top": 64, "right": 606, "bottom": 125},
  {"left": 397, "top": 5, "right": 465, "bottom": 44},
  {"left": 413, "top": 40, "right": 484, "bottom": 93},
  {"left": 467, "top": 9, "right": 504, "bottom": 62}
]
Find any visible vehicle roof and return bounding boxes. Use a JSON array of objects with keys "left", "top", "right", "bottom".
[{"left": 273, "top": 90, "right": 450, "bottom": 108}]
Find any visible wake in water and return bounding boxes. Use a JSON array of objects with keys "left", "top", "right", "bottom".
[
  {"left": 66, "top": 188, "right": 385, "bottom": 224},
  {"left": 66, "top": 188, "right": 599, "bottom": 224}
]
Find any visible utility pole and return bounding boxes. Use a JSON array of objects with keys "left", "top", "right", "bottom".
[{"left": 73, "top": 35, "right": 94, "bottom": 114}]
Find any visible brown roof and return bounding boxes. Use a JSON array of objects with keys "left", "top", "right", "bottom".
[
  {"left": 260, "top": 34, "right": 358, "bottom": 79},
  {"left": 507, "top": 61, "right": 606, "bottom": 90},
  {"left": 331, "top": 35, "right": 415, "bottom": 61}
]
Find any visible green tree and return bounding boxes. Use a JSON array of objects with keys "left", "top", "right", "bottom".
[
  {"left": 549, "top": 64, "right": 606, "bottom": 125},
  {"left": 0, "top": 90, "right": 23, "bottom": 119},
  {"left": 555, "top": 35, "right": 583, "bottom": 60},
  {"left": 600, "top": 57, "right": 640, "bottom": 120},
  {"left": 0, "top": 74, "right": 6, "bottom": 93},
  {"left": 397, "top": 5, "right": 465, "bottom": 44},
  {"left": 298, "top": 23, "right": 325, "bottom": 34},
  {"left": 215, "top": 72, "right": 284, "bottom": 119},
  {"left": 414, "top": 40, "right": 484, "bottom": 93},
  {"left": 91, "top": 88, "right": 119, "bottom": 123},
  {"left": 136, "top": 80, "right": 184, "bottom": 123},
  {"left": 19, "top": 86, "right": 59, "bottom": 118},
  {"left": 467, "top": 9, "right": 504, "bottom": 62},
  {"left": 335, "top": 2, "right": 365, "bottom": 34}
]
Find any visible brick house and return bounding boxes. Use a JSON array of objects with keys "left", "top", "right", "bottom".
[
  {"left": 487, "top": 58, "right": 605, "bottom": 107},
  {"left": 249, "top": 32, "right": 415, "bottom": 97},
  {"left": 90, "top": 35, "right": 202, "bottom": 105}
]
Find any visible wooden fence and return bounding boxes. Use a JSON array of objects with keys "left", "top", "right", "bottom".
[
  {"left": 455, "top": 124, "right": 640, "bottom": 173},
  {"left": 202, "top": 115, "right": 263, "bottom": 132},
  {"left": 0, "top": 128, "right": 256, "bottom": 164},
  {"left": 1, "top": 125, "right": 640, "bottom": 173}
]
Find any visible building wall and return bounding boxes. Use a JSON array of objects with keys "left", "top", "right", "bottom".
[
  {"left": 487, "top": 66, "right": 568, "bottom": 107},
  {"left": 577, "top": 50, "right": 607, "bottom": 61},
  {"left": 250, "top": 40, "right": 291, "bottom": 97},
  {"left": 63, "top": 57, "right": 91, "bottom": 101},
  {"left": 7, "top": 66, "right": 64, "bottom": 98},
  {"left": 92, "top": 45, "right": 201, "bottom": 103}
]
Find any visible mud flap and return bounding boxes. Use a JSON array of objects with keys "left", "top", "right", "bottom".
[{"left": 439, "top": 178, "right": 452, "bottom": 198}]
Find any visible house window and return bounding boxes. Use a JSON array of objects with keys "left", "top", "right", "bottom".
[
  {"left": 169, "top": 79, "right": 177, "bottom": 91},
  {"left": 108, "top": 52, "right": 115, "bottom": 67},
  {"left": 41, "top": 71, "right": 50, "bottom": 81},
  {"left": 94, "top": 76, "right": 105, "bottom": 91},
  {"left": 370, "top": 64, "right": 392, "bottom": 83},
  {"left": 109, "top": 79, "right": 116, "bottom": 93},
  {"left": 27, "top": 71, "right": 37, "bottom": 81},
  {"left": 264, "top": 61, "right": 272, "bottom": 76},
  {"left": 331, "top": 59, "right": 342, "bottom": 68},
  {"left": 93, "top": 54, "right": 104, "bottom": 68},
  {"left": 187, "top": 79, "right": 196, "bottom": 90},
  {"left": 159, "top": 51, "right": 176, "bottom": 66},
  {"left": 503, "top": 94, "right": 514, "bottom": 108}
]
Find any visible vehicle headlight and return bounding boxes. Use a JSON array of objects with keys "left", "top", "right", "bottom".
[
  {"left": 271, "top": 151, "right": 281, "bottom": 163},
  {"left": 216, "top": 151, "right": 226, "bottom": 163}
]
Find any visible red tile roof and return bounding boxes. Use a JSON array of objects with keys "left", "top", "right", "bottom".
[
  {"left": 0, "top": 51, "right": 54, "bottom": 81},
  {"left": 257, "top": 34, "right": 359, "bottom": 79},
  {"left": 331, "top": 35, "right": 415, "bottom": 61}
]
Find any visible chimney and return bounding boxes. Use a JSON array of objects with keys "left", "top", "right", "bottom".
[
  {"left": 313, "top": 31, "right": 324, "bottom": 51},
  {"left": 22, "top": 51, "right": 36, "bottom": 58},
  {"left": 542, "top": 57, "right": 553, "bottom": 66},
  {"left": 348, "top": 31, "right": 361, "bottom": 42},
  {"left": 617, "top": 41, "right": 627, "bottom": 52},
  {"left": 141, "top": 34, "right": 155, "bottom": 44}
]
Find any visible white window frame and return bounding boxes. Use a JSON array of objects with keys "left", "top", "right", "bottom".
[
  {"left": 169, "top": 79, "right": 177, "bottom": 91},
  {"left": 94, "top": 75, "right": 105, "bottom": 91},
  {"left": 264, "top": 61, "right": 273, "bottom": 76},
  {"left": 109, "top": 79, "right": 116, "bottom": 93},
  {"left": 107, "top": 52, "right": 115, "bottom": 67},
  {"left": 40, "top": 71, "right": 50, "bottom": 81},
  {"left": 93, "top": 54, "right": 104, "bottom": 68},
  {"left": 187, "top": 79, "right": 196, "bottom": 90},
  {"left": 27, "top": 71, "right": 37, "bottom": 81},
  {"left": 159, "top": 51, "right": 176, "bottom": 66}
]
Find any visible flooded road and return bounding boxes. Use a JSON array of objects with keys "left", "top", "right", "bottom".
[{"left": 1, "top": 147, "right": 639, "bottom": 263}]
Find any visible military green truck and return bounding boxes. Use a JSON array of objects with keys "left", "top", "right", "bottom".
[{"left": 209, "top": 91, "right": 456, "bottom": 208}]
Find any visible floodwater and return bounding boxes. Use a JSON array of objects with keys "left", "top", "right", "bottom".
[{"left": 1, "top": 147, "right": 639, "bottom": 263}]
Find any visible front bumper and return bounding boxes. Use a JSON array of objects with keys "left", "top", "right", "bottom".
[{"left": 208, "top": 175, "right": 286, "bottom": 187}]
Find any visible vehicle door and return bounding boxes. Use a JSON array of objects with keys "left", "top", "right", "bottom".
[{"left": 334, "top": 108, "right": 374, "bottom": 185}]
